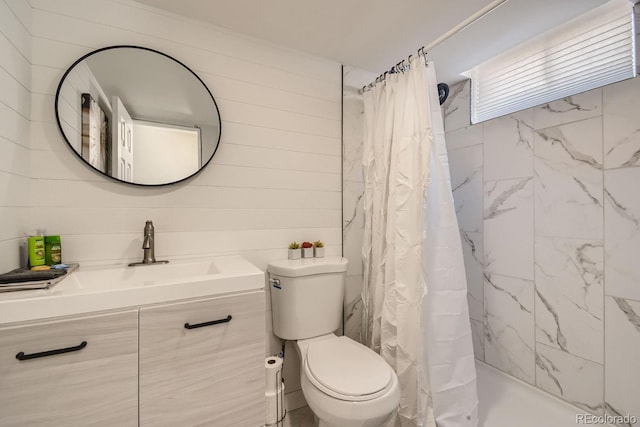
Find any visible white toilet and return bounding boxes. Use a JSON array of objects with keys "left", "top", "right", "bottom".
[{"left": 268, "top": 257, "right": 400, "bottom": 427}]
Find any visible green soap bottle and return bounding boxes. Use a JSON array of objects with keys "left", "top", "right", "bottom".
[
  {"left": 45, "top": 235, "right": 62, "bottom": 265},
  {"left": 28, "top": 236, "right": 45, "bottom": 267}
]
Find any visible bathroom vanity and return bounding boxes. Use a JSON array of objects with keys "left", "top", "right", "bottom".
[{"left": 0, "top": 256, "right": 265, "bottom": 427}]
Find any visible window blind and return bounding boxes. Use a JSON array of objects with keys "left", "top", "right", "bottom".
[{"left": 465, "top": 0, "right": 636, "bottom": 124}]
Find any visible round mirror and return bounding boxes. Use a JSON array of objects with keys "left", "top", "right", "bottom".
[{"left": 55, "top": 45, "right": 221, "bottom": 186}]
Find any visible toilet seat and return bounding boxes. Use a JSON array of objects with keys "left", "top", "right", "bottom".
[{"left": 303, "top": 336, "right": 393, "bottom": 402}]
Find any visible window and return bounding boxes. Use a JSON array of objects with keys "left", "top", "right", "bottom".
[{"left": 464, "top": 0, "right": 636, "bottom": 124}]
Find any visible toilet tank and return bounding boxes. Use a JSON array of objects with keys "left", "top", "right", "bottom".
[{"left": 268, "top": 257, "right": 348, "bottom": 340}]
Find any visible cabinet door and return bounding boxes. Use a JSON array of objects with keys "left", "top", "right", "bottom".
[
  {"left": 0, "top": 310, "right": 138, "bottom": 427},
  {"left": 139, "top": 291, "right": 265, "bottom": 427}
]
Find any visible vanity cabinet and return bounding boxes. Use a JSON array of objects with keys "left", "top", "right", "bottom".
[
  {"left": 0, "top": 310, "right": 138, "bottom": 427},
  {"left": 0, "top": 286, "right": 265, "bottom": 427},
  {"left": 139, "top": 291, "right": 265, "bottom": 427}
]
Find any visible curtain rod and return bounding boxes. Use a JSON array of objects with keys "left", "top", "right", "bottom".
[
  {"left": 361, "top": 0, "right": 510, "bottom": 93},
  {"left": 423, "top": 0, "right": 510, "bottom": 52}
]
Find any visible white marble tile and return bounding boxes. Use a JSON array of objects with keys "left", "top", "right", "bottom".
[
  {"left": 484, "top": 273, "right": 535, "bottom": 384},
  {"left": 343, "top": 65, "right": 377, "bottom": 90},
  {"left": 343, "top": 94, "right": 365, "bottom": 183},
  {"left": 344, "top": 275, "right": 362, "bottom": 343},
  {"left": 470, "top": 318, "right": 485, "bottom": 362},
  {"left": 534, "top": 236, "right": 603, "bottom": 364},
  {"left": 461, "top": 230, "right": 483, "bottom": 321},
  {"left": 604, "top": 168, "right": 640, "bottom": 302},
  {"left": 484, "top": 109, "right": 534, "bottom": 181},
  {"left": 344, "top": 293, "right": 362, "bottom": 343},
  {"left": 605, "top": 296, "right": 640, "bottom": 425},
  {"left": 535, "top": 343, "right": 603, "bottom": 414},
  {"left": 443, "top": 79, "right": 470, "bottom": 132},
  {"left": 603, "top": 77, "right": 640, "bottom": 169},
  {"left": 343, "top": 180, "right": 364, "bottom": 277},
  {"left": 445, "top": 124, "right": 482, "bottom": 151},
  {"left": 449, "top": 145, "right": 483, "bottom": 233},
  {"left": 534, "top": 117, "right": 604, "bottom": 239},
  {"left": 533, "top": 88, "right": 601, "bottom": 131},
  {"left": 344, "top": 275, "right": 362, "bottom": 310},
  {"left": 484, "top": 177, "right": 534, "bottom": 280}
]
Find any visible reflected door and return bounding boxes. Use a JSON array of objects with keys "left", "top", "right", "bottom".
[
  {"left": 112, "top": 96, "right": 134, "bottom": 182},
  {"left": 80, "top": 94, "right": 108, "bottom": 173}
]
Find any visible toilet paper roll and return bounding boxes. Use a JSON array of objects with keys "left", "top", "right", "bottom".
[
  {"left": 265, "top": 356, "right": 283, "bottom": 395},
  {"left": 265, "top": 356, "right": 285, "bottom": 426}
]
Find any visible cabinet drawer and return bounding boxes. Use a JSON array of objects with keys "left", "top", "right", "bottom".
[
  {"left": 0, "top": 310, "right": 138, "bottom": 427},
  {"left": 139, "top": 291, "right": 265, "bottom": 427}
]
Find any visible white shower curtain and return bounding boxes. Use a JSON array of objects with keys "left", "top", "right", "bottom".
[{"left": 361, "top": 57, "right": 478, "bottom": 427}]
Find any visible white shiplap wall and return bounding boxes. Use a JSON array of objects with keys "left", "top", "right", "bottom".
[
  {"left": 3, "top": 0, "right": 342, "bottom": 410},
  {"left": 0, "top": 0, "right": 31, "bottom": 273},
  {"left": 27, "top": 0, "right": 342, "bottom": 272}
]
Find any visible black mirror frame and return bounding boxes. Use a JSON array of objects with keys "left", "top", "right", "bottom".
[{"left": 54, "top": 45, "right": 222, "bottom": 187}]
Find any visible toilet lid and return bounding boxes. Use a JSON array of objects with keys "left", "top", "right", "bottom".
[{"left": 304, "top": 336, "right": 393, "bottom": 401}]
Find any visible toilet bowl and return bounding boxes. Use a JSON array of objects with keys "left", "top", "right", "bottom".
[
  {"left": 267, "top": 257, "right": 400, "bottom": 427},
  {"left": 297, "top": 334, "right": 400, "bottom": 427}
]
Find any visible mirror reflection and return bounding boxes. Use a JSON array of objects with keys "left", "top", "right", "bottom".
[{"left": 55, "top": 46, "right": 221, "bottom": 186}]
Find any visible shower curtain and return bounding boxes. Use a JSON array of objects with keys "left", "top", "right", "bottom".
[{"left": 361, "top": 56, "right": 478, "bottom": 427}]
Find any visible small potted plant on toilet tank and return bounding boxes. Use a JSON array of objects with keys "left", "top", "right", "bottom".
[
  {"left": 301, "top": 241, "right": 314, "bottom": 258},
  {"left": 313, "top": 240, "right": 324, "bottom": 258},
  {"left": 288, "top": 241, "right": 301, "bottom": 260}
]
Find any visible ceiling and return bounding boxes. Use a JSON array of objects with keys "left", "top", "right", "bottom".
[
  {"left": 136, "top": 0, "right": 610, "bottom": 85},
  {"left": 85, "top": 48, "right": 218, "bottom": 127}
]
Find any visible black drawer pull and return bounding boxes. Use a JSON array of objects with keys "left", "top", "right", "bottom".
[
  {"left": 184, "top": 315, "right": 232, "bottom": 330},
  {"left": 16, "top": 341, "right": 88, "bottom": 361}
]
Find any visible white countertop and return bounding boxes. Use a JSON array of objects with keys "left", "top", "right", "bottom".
[{"left": 0, "top": 255, "right": 265, "bottom": 325}]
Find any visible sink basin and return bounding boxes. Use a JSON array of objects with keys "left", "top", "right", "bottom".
[
  {"left": 63, "top": 258, "right": 222, "bottom": 290},
  {"left": 0, "top": 255, "right": 264, "bottom": 325}
]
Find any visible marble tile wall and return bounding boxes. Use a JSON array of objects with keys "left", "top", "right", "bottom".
[
  {"left": 444, "top": 90, "right": 487, "bottom": 368},
  {"left": 446, "top": 78, "right": 640, "bottom": 424},
  {"left": 342, "top": 66, "right": 375, "bottom": 343}
]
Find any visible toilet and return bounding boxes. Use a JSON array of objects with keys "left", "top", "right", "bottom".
[{"left": 268, "top": 257, "right": 400, "bottom": 427}]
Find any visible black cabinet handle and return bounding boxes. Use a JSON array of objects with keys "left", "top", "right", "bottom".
[
  {"left": 16, "top": 341, "right": 88, "bottom": 361},
  {"left": 184, "top": 315, "right": 232, "bottom": 330}
]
